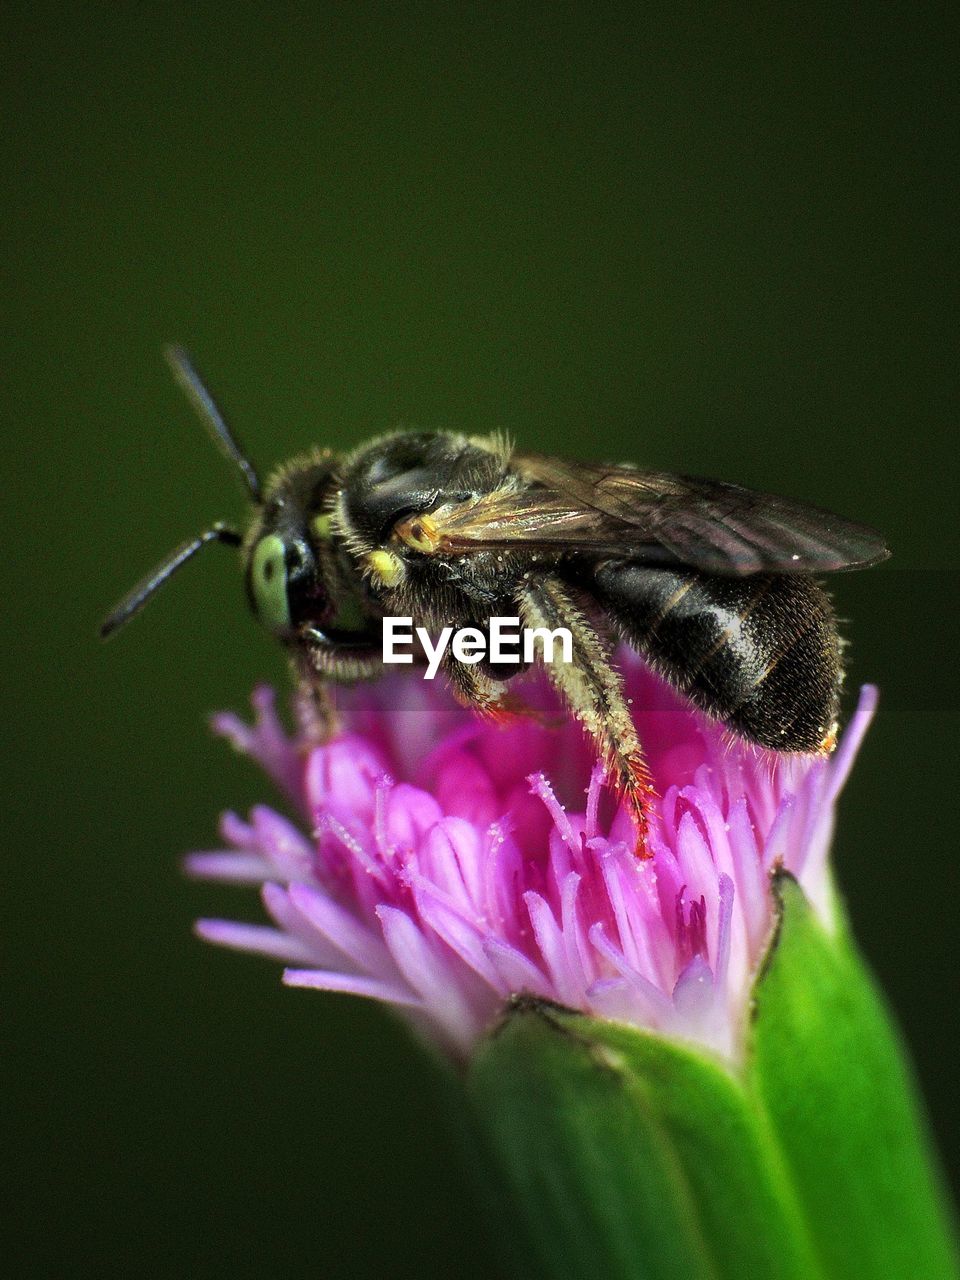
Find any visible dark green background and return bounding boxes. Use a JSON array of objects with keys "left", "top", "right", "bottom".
[{"left": 4, "top": 4, "right": 957, "bottom": 1276}]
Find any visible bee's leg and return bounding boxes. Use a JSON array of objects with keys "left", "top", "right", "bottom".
[
  {"left": 519, "top": 575, "right": 656, "bottom": 855},
  {"left": 444, "top": 656, "right": 528, "bottom": 724},
  {"left": 442, "top": 626, "right": 561, "bottom": 725},
  {"left": 291, "top": 627, "right": 383, "bottom": 743},
  {"left": 290, "top": 654, "right": 339, "bottom": 743}
]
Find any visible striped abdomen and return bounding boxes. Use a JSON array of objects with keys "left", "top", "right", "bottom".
[{"left": 588, "top": 561, "right": 841, "bottom": 751}]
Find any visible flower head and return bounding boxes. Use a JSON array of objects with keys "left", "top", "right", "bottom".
[{"left": 189, "top": 653, "right": 876, "bottom": 1060}]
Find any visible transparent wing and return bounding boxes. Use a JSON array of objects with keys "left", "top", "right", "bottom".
[{"left": 426, "top": 453, "right": 889, "bottom": 574}]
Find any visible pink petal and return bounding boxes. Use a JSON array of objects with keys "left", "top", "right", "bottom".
[
  {"left": 195, "top": 919, "right": 315, "bottom": 963},
  {"left": 282, "top": 968, "right": 421, "bottom": 1006}
]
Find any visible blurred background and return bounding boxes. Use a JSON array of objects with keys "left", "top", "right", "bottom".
[{"left": 4, "top": 3, "right": 957, "bottom": 1275}]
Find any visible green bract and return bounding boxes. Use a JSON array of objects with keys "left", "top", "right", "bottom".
[{"left": 467, "top": 875, "right": 958, "bottom": 1280}]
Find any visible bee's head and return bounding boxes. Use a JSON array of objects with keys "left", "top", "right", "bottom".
[
  {"left": 100, "top": 347, "right": 337, "bottom": 643},
  {"left": 244, "top": 460, "right": 338, "bottom": 637}
]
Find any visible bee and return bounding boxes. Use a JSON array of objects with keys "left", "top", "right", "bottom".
[{"left": 102, "top": 348, "right": 889, "bottom": 852}]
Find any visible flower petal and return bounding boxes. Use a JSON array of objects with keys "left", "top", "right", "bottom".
[{"left": 195, "top": 654, "right": 876, "bottom": 1060}]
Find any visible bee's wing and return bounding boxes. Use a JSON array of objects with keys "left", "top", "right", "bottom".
[{"left": 428, "top": 454, "right": 890, "bottom": 574}]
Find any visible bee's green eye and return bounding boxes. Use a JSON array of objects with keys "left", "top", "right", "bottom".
[{"left": 250, "top": 534, "right": 290, "bottom": 632}]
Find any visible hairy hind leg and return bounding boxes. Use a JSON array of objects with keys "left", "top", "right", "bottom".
[{"left": 519, "top": 575, "right": 655, "bottom": 855}]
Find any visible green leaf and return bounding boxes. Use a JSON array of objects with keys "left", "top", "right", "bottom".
[
  {"left": 468, "top": 998, "right": 823, "bottom": 1280},
  {"left": 748, "top": 872, "right": 959, "bottom": 1280}
]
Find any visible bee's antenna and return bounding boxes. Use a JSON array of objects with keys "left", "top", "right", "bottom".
[
  {"left": 100, "top": 523, "right": 243, "bottom": 639},
  {"left": 164, "top": 345, "right": 263, "bottom": 503}
]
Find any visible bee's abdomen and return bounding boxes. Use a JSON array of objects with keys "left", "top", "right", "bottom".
[{"left": 589, "top": 562, "right": 841, "bottom": 752}]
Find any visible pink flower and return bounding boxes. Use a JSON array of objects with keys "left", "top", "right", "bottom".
[{"left": 188, "top": 652, "right": 876, "bottom": 1060}]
